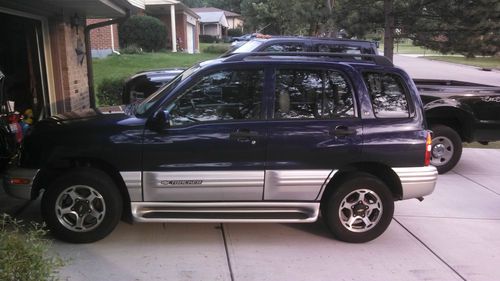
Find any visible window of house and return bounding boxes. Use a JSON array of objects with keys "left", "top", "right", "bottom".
[
  {"left": 165, "top": 69, "right": 264, "bottom": 126},
  {"left": 274, "top": 69, "right": 355, "bottom": 119},
  {"left": 363, "top": 72, "right": 410, "bottom": 118}
]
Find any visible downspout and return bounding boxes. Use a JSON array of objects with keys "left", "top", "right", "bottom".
[
  {"left": 84, "top": 10, "right": 130, "bottom": 108},
  {"left": 110, "top": 24, "right": 120, "bottom": 55}
]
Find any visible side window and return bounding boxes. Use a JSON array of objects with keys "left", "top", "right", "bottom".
[
  {"left": 363, "top": 72, "right": 410, "bottom": 118},
  {"left": 275, "top": 69, "right": 355, "bottom": 119},
  {"left": 263, "top": 43, "right": 305, "bottom": 52},
  {"left": 314, "top": 44, "right": 362, "bottom": 54},
  {"left": 166, "top": 69, "right": 264, "bottom": 126}
]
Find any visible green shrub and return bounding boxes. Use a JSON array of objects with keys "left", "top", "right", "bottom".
[
  {"left": 202, "top": 44, "right": 230, "bottom": 54},
  {"left": 97, "top": 77, "right": 126, "bottom": 106},
  {"left": 199, "top": 34, "right": 218, "bottom": 43},
  {"left": 0, "top": 214, "right": 63, "bottom": 281},
  {"left": 120, "top": 44, "right": 143, "bottom": 54},
  {"left": 119, "top": 15, "right": 167, "bottom": 52},
  {"left": 227, "top": 28, "right": 243, "bottom": 37}
]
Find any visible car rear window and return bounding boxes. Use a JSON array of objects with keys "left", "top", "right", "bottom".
[{"left": 363, "top": 72, "right": 411, "bottom": 118}]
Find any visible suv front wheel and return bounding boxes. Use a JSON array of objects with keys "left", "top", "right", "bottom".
[
  {"left": 323, "top": 173, "right": 394, "bottom": 243},
  {"left": 41, "top": 168, "right": 123, "bottom": 243}
]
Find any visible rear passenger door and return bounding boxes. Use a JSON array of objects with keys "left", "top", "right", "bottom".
[{"left": 265, "top": 67, "right": 363, "bottom": 201}]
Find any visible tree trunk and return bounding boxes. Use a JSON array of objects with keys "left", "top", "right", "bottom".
[{"left": 384, "top": 0, "right": 395, "bottom": 62}]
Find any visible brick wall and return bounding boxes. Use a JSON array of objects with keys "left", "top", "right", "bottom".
[
  {"left": 49, "top": 16, "right": 89, "bottom": 113},
  {"left": 87, "top": 19, "right": 119, "bottom": 51}
]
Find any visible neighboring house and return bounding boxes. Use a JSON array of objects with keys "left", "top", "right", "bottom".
[
  {"left": 192, "top": 7, "right": 230, "bottom": 38},
  {"left": 88, "top": 19, "right": 120, "bottom": 58},
  {"left": 146, "top": 0, "right": 200, "bottom": 54},
  {"left": 88, "top": 0, "right": 200, "bottom": 56},
  {"left": 192, "top": 7, "right": 243, "bottom": 32},
  {"left": 0, "top": 0, "right": 143, "bottom": 119}
]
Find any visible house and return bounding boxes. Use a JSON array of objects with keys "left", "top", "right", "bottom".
[
  {"left": 192, "top": 7, "right": 243, "bottom": 34},
  {"left": 88, "top": 0, "right": 200, "bottom": 56},
  {"left": 0, "top": 0, "right": 144, "bottom": 120},
  {"left": 145, "top": 0, "right": 200, "bottom": 54}
]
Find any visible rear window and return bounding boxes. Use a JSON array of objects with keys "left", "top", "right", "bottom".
[{"left": 363, "top": 72, "right": 411, "bottom": 118}]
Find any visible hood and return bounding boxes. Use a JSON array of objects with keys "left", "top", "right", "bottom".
[{"left": 50, "top": 106, "right": 127, "bottom": 122}]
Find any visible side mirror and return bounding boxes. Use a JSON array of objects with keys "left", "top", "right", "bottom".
[{"left": 147, "top": 110, "right": 170, "bottom": 131}]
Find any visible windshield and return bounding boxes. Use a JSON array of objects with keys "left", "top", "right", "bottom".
[
  {"left": 135, "top": 65, "right": 200, "bottom": 115},
  {"left": 231, "top": 40, "right": 263, "bottom": 54}
]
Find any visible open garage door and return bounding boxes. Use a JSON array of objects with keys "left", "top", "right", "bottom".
[{"left": 0, "top": 12, "right": 49, "bottom": 121}]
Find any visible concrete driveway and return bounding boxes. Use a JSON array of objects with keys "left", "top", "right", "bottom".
[{"left": 1, "top": 147, "right": 499, "bottom": 281}]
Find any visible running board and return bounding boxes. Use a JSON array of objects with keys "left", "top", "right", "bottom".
[{"left": 131, "top": 202, "right": 320, "bottom": 223}]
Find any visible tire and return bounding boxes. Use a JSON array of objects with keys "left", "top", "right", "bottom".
[
  {"left": 41, "top": 168, "right": 122, "bottom": 243},
  {"left": 322, "top": 173, "right": 394, "bottom": 243},
  {"left": 431, "top": 125, "right": 462, "bottom": 174}
]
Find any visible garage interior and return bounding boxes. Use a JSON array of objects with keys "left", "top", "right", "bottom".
[{"left": 0, "top": 12, "right": 49, "bottom": 122}]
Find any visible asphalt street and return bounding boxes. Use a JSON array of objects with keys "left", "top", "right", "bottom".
[{"left": 394, "top": 54, "right": 500, "bottom": 86}]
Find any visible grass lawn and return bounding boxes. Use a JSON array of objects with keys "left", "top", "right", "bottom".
[
  {"left": 92, "top": 52, "right": 220, "bottom": 90},
  {"left": 379, "top": 43, "right": 440, "bottom": 55},
  {"left": 423, "top": 56, "right": 500, "bottom": 70}
]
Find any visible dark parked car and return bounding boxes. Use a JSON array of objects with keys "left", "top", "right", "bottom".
[
  {"left": 122, "top": 37, "right": 381, "bottom": 104},
  {"left": 225, "top": 36, "right": 380, "bottom": 55},
  {"left": 3, "top": 53, "right": 437, "bottom": 243},
  {"left": 416, "top": 79, "right": 500, "bottom": 173},
  {"left": 122, "top": 68, "right": 184, "bottom": 104}
]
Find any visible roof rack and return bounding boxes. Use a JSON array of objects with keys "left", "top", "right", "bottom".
[{"left": 224, "top": 52, "right": 394, "bottom": 67}]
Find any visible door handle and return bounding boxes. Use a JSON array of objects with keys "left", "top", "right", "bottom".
[
  {"left": 230, "top": 129, "right": 259, "bottom": 143},
  {"left": 330, "top": 126, "right": 356, "bottom": 137}
]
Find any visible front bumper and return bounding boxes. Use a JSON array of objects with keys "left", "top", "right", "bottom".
[
  {"left": 393, "top": 166, "right": 438, "bottom": 200},
  {"left": 2, "top": 167, "right": 38, "bottom": 200}
]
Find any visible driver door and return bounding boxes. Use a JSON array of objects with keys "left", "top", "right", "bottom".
[{"left": 142, "top": 67, "right": 268, "bottom": 202}]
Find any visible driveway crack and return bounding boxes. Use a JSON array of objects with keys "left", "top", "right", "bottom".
[
  {"left": 220, "top": 223, "right": 235, "bottom": 281},
  {"left": 393, "top": 218, "right": 467, "bottom": 281}
]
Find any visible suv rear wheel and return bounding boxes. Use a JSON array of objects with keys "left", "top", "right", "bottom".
[
  {"left": 323, "top": 173, "right": 394, "bottom": 243},
  {"left": 41, "top": 168, "right": 122, "bottom": 243}
]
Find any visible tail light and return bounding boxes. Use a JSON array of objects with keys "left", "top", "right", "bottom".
[{"left": 424, "top": 131, "right": 432, "bottom": 166}]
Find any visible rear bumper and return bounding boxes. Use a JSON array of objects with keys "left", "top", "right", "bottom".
[
  {"left": 2, "top": 167, "right": 38, "bottom": 200},
  {"left": 393, "top": 166, "right": 438, "bottom": 200}
]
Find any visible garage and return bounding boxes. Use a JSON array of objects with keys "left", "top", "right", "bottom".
[{"left": 0, "top": 12, "right": 49, "bottom": 121}]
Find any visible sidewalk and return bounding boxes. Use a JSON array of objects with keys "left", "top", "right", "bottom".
[{"left": 2, "top": 148, "right": 500, "bottom": 281}]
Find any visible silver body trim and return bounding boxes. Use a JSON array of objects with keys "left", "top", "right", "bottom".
[
  {"left": 393, "top": 166, "right": 438, "bottom": 200},
  {"left": 131, "top": 202, "right": 320, "bottom": 223},
  {"left": 143, "top": 171, "right": 264, "bottom": 201},
  {"left": 264, "top": 170, "right": 335, "bottom": 200},
  {"left": 120, "top": 172, "right": 142, "bottom": 201},
  {"left": 2, "top": 167, "right": 39, "bottom": 200}
]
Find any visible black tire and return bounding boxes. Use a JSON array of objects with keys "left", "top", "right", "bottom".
[
  {"left": 41, "top": 168, "right": 122, "bottom": 243},
  {"left": 322, "top": 173, "right": 394, "bottom": 243},
  {"left": 431, "top": 125, "right": 462, "bottom": 174}
]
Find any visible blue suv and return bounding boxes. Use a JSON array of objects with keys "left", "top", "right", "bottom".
[{"left": 3, "top": 53, "right": 437, "bottom": 243}]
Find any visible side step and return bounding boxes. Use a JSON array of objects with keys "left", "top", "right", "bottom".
[{"left": 131, "top": 202, "right": 320, "bottom": 223}]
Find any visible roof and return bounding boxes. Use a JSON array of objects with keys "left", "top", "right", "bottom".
[
  {"left": 191, "top": 7, "right": 241, "bottom": 18},
  {"left": 195, "top": 11, "right": 228, "bottom": 27}
]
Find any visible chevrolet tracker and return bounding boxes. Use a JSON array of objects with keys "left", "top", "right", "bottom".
[{"left": 3, "top": 53, "right": 437, "bottom": 243}]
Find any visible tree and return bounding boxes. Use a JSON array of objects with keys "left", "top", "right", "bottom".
[
  {"left": 403, "top": 0, "right": 500, "bottom": 58},
  {"left": 241, "top": 0, "right": 331, "bottom": 35}
]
